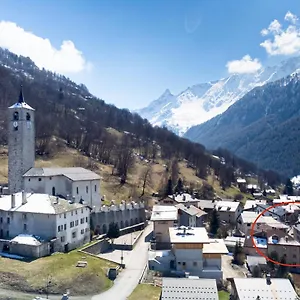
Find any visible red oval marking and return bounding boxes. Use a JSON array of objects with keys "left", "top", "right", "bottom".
[{"left": 250, "top": 201, "right": 300, "bottom": 267}]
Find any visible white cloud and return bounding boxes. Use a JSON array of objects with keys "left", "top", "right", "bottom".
[
  {"left": 0, "top": 21, "right": 92, "bottom": 74},
  {"left": 260, "top": 12, "right": 300, "bottom": 56},
  {"left": 285, "top": 11, "right": 298, "bottom": 24},
  {"left": 226, "top": 55, "right": 262, "bottom": 74}
]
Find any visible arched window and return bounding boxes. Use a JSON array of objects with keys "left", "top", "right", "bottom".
[
  {"left": 13, "top": 112, "right": 19, "bottom": 121},
  {"left": 26, "top": 113, "right": 31, "bottom": 121}
]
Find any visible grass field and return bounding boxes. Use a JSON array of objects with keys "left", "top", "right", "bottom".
[
  {"left": 0, "top": 251, "right": 115, "bottom": 296},
  {"left": 218, "top": 290, "right": 230, "bottom": 300},
  {"left": 127, "top": 284, "right": 161, "bottom": 300}
]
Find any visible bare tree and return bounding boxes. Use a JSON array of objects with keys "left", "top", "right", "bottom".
[
  {"left": 116, "top": 147, "right": 135, "bottom": 183},
  {"left": 140, "top": 166, "right": 152, "bottom": 197}
]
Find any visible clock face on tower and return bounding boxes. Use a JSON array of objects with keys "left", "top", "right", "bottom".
[{"left": 13, "top": 121, "right": 18, "bottom": 128}]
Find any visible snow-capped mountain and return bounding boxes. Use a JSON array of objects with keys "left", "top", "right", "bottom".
[{"left": 137, "top": 56, "right": 300, "bottom": 136}]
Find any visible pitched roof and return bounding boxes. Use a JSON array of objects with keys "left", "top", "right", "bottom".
[
  {"left": 23, "top": 167, "right": 100, "bottom": 181},
  {"left": 0, "top": 192, "right": 87, "bottom": 214},
  {"left": 161, "top": 278, "right": 218, "bottom": 300},
  {"left": 175, "top": 203, "right": 207, "bottom": 217},
  {"left": 232, "top": 278, "right": 297, "bottom": 300},
  {"left": 203, "top": 239, "right": 229, "bottom": 254}
]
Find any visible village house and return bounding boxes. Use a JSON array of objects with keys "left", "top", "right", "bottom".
[
  {"left": 230, "top": 277, "right": 297, "bottom": 300},
  {"left": 151, "top": 205, "right": 178, "bottom": 247},
  {"left": 215, "top": 201, "right": 242, "bottom": 225},
  {"left": 175, "top": 203, "right": 207, "bottom": 227},
  {"left": 160, "top": 277, "right": 218, "bottom": 300},
  {"left": 148, "top": 226, "right": 228, "bottom": 281},
  {"left": 238, "top": 211, "right": 288, "bottom": 234},
  {"left": 236, "top": 178, "right": 247, "bottom": 192},
  {"left": 161, "top": 193, "right": 200, "bottom": 206},
  {"left": 0, "top": 191, "right": 90, "bottom": 257}
]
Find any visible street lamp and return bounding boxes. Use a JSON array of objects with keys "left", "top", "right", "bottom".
[{"left": 45, "top": 275, "right": 52, "bottom": 299}]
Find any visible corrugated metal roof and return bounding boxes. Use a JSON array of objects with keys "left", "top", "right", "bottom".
[
  {"left": 23, "top": 167, "right": 100, "bottom": 181},
  {"left": 233, "top": 278, "right": 297, "bottom": 300},
  {"left": 161, "top": 277, "right": 218, "bottom": 300}
]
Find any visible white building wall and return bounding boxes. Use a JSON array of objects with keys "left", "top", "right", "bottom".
[
  {"left": 25, "top": 176, "right": 101, "bottom": 208},
  {"left": 55, "top": 206, "right": 90, "bottom": 251},
  {"left": 204, "top": 258, "right": 221, "bottom": 269},
  {"left": 174, "top": 248, "right": 204, "bottom": 274},
  {"left": 0, "top": 210, "right": 56, "bottom": 240},
  {"left": 71, "top": 180, "right": 101, "bottom": 208}
]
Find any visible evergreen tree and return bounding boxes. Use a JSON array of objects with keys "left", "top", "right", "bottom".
[
  {"left": 210, "top": 209, "right": 220, "bottom": 235},
  {"left": 107, "top": 222, "right": 120, "bottom": 244},
  {"left": 233, "top": 241, "right": 245, "bottom": 265},
  {"left": 277, "top": 255, "right": 288, "bottom": 278},
  {"left": 283, "top": 179, "right": 294, "bottom": 196},
  {"left": 252, "top": 265, "right": 262, "bottom": 278},
  {"left": 165, "top": 178, "right": 173, "bottom": 196},
  {"left": 175, "top": 178, "right": 183, "bottom": 193}
]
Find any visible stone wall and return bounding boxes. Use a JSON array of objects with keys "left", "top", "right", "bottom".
[
  {"left": 82, "top": 239, "right": 110, "bottom": 255},
  {"left": 91, "top": 201, "right": 146, "bottom": 234}
]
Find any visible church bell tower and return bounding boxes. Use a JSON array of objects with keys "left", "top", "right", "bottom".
[{"left": 8, "top": 86, "right": 35, "bottom": 193}]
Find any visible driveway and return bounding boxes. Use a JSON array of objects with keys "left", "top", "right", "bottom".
[
  {"left": 91, "top": 223, "right": 153, "bottom": 300},
  {"left": 222, "top": 254, "right": 247, "bottom": 280}
]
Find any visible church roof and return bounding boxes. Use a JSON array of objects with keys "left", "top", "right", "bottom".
[
  {"left": 8, "top": 85, "right": 34, "bottom": 110},
  {"left": 9, "top": 102, "right": 34, "bottom": 110},
  {"left": 23, "top": 167, "right": 100, "bottom": 181}
]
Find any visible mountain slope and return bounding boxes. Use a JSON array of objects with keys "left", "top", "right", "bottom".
[
  {"left": 184, "top": 73, "right": 300, "bottom": 177},
  {"left": 137, "top": 56, "right": 300, "bottom": 136},
  {"left": 0, "top": 47, "right": 283, "bottom": 190}
]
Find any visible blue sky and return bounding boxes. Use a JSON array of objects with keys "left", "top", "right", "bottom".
[{"left": 0, "top": 0, "right": 300, "bottom": 109}]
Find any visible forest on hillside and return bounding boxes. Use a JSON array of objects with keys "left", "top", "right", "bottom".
[{"left": 0, "top": 48, "right": 283, "bottom": 188}]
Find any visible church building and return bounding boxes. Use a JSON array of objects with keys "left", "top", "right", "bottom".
[{"left": 7, "top": 87, "right": 101, "bottom": 209}]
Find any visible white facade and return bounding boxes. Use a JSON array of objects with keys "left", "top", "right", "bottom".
[
  {"left": 0, "top": 192, "right": 90, "bottom": 253},
  {"left": 23, "top": 168, "right": 101, "bottom": 209},
  {"left": 8, "top": 90, "right": 35, "bottom": 194}
]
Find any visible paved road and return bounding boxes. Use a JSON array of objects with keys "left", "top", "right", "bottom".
[
  {"left": 92, "top": 223, "right": 152, "bottom": 300},
  {"left": 0, "top": 223, "right": 152, "bottom": 300}
]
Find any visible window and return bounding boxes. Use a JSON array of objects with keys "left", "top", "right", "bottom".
[
  {"left": 13, "top": 111, "right": 19, "bottom": 121},
  {"left": 0, "top": 217, "right": 2, "bottom": 224},
  {"left": 38, "top": 178, "right": 42, "bottom": 181},
  {"left": 14, "top": 125, "right": 18, "bottom": 131},
  {"left": 61, "top": 236, "right": 65, "bottom": 243},
  {"left": 26, "top": 113, "right": 31, "bottom": 121},
  {"left": 75, "top": 220, "right": 78, "bottom": 226},
  {"left": 52, "top": 187, "right": 55, "bottom": 196},
  {"left": 193, "top": 262, "right": 197, "bottom": 267},
  {"left": 80, "top": 218, "right": 84, "bottom": 224},
  {"left": 86, "top": 217, "right": 88, "bottom": 223},
  {"left": 7, "top": 217, "right": 10, "bottom": 224},
  {"left": 85, "top": 228, "right": 89, "bottom": 232},
  {"left": 50, "top": 177, "right": 52, "bottom": 180},
  {"left": 95, "top": 185, "right": 97, "bottom": 192},
  {"left": 58, "top": 225, "right": 61, "bottom": 232},
  {"left": 72, "top": 231, "right": 76, "bottom": 238},
  {"left": 22, "top": 213, "right": 27, "bottom": 220},
  {"left": 28, "top": 179, "right": 30, "bottom": 182},
  {"left": 23, "top": 224, "right": 27, "bottom": 231},
  {"left": 86, "top": 186, "right": 88, "bottom": 193},
  {"left": 182, "top": 262, "right": 186, "bottom": 266},
  {"left": 6, "top": 231, "right": 9, "bottom": 238},
  {"left": 76, "top": 187, "right": 79, "bottom": 194},
  {"left": 75, "top": 210, "right": 77, "bottom": 215},
  {"left": 70, "top": 221, "right": 75, "bottom": 228},
  {"left": 178, "top": 262, "right": 181, "bottom": 265},
  {"left": 71, "top": 211, "right": 73, "bottom": 216},
  {"left": 64, "top": 224, "right": 67, "bottom": 230},
  {"left": 81, "top": 208, "right": 83, "bottom": 214},
  {"left": 64, "top": 213, "right": 66, "bottom": 219},
  {"left": 81, "top": 229, "right": 84, "bottom": 235}
]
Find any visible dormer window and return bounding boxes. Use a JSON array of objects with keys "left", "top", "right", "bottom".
[
  {"left": 13, "top": 112, "right": 19, "bottom": 121},
  {"left": 26, "top": 113, "right": 31, "bottom": 121}
]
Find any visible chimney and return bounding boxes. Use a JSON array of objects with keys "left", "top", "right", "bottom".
[
  {"left": 11, "top": 194, "right": 15, "bottom": 208},
  {"left": 21, "top": 191, "right": 27, "bottom": 205},
  {"left": 266, "top": 274, "right": 271, "bottom": 285}
]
